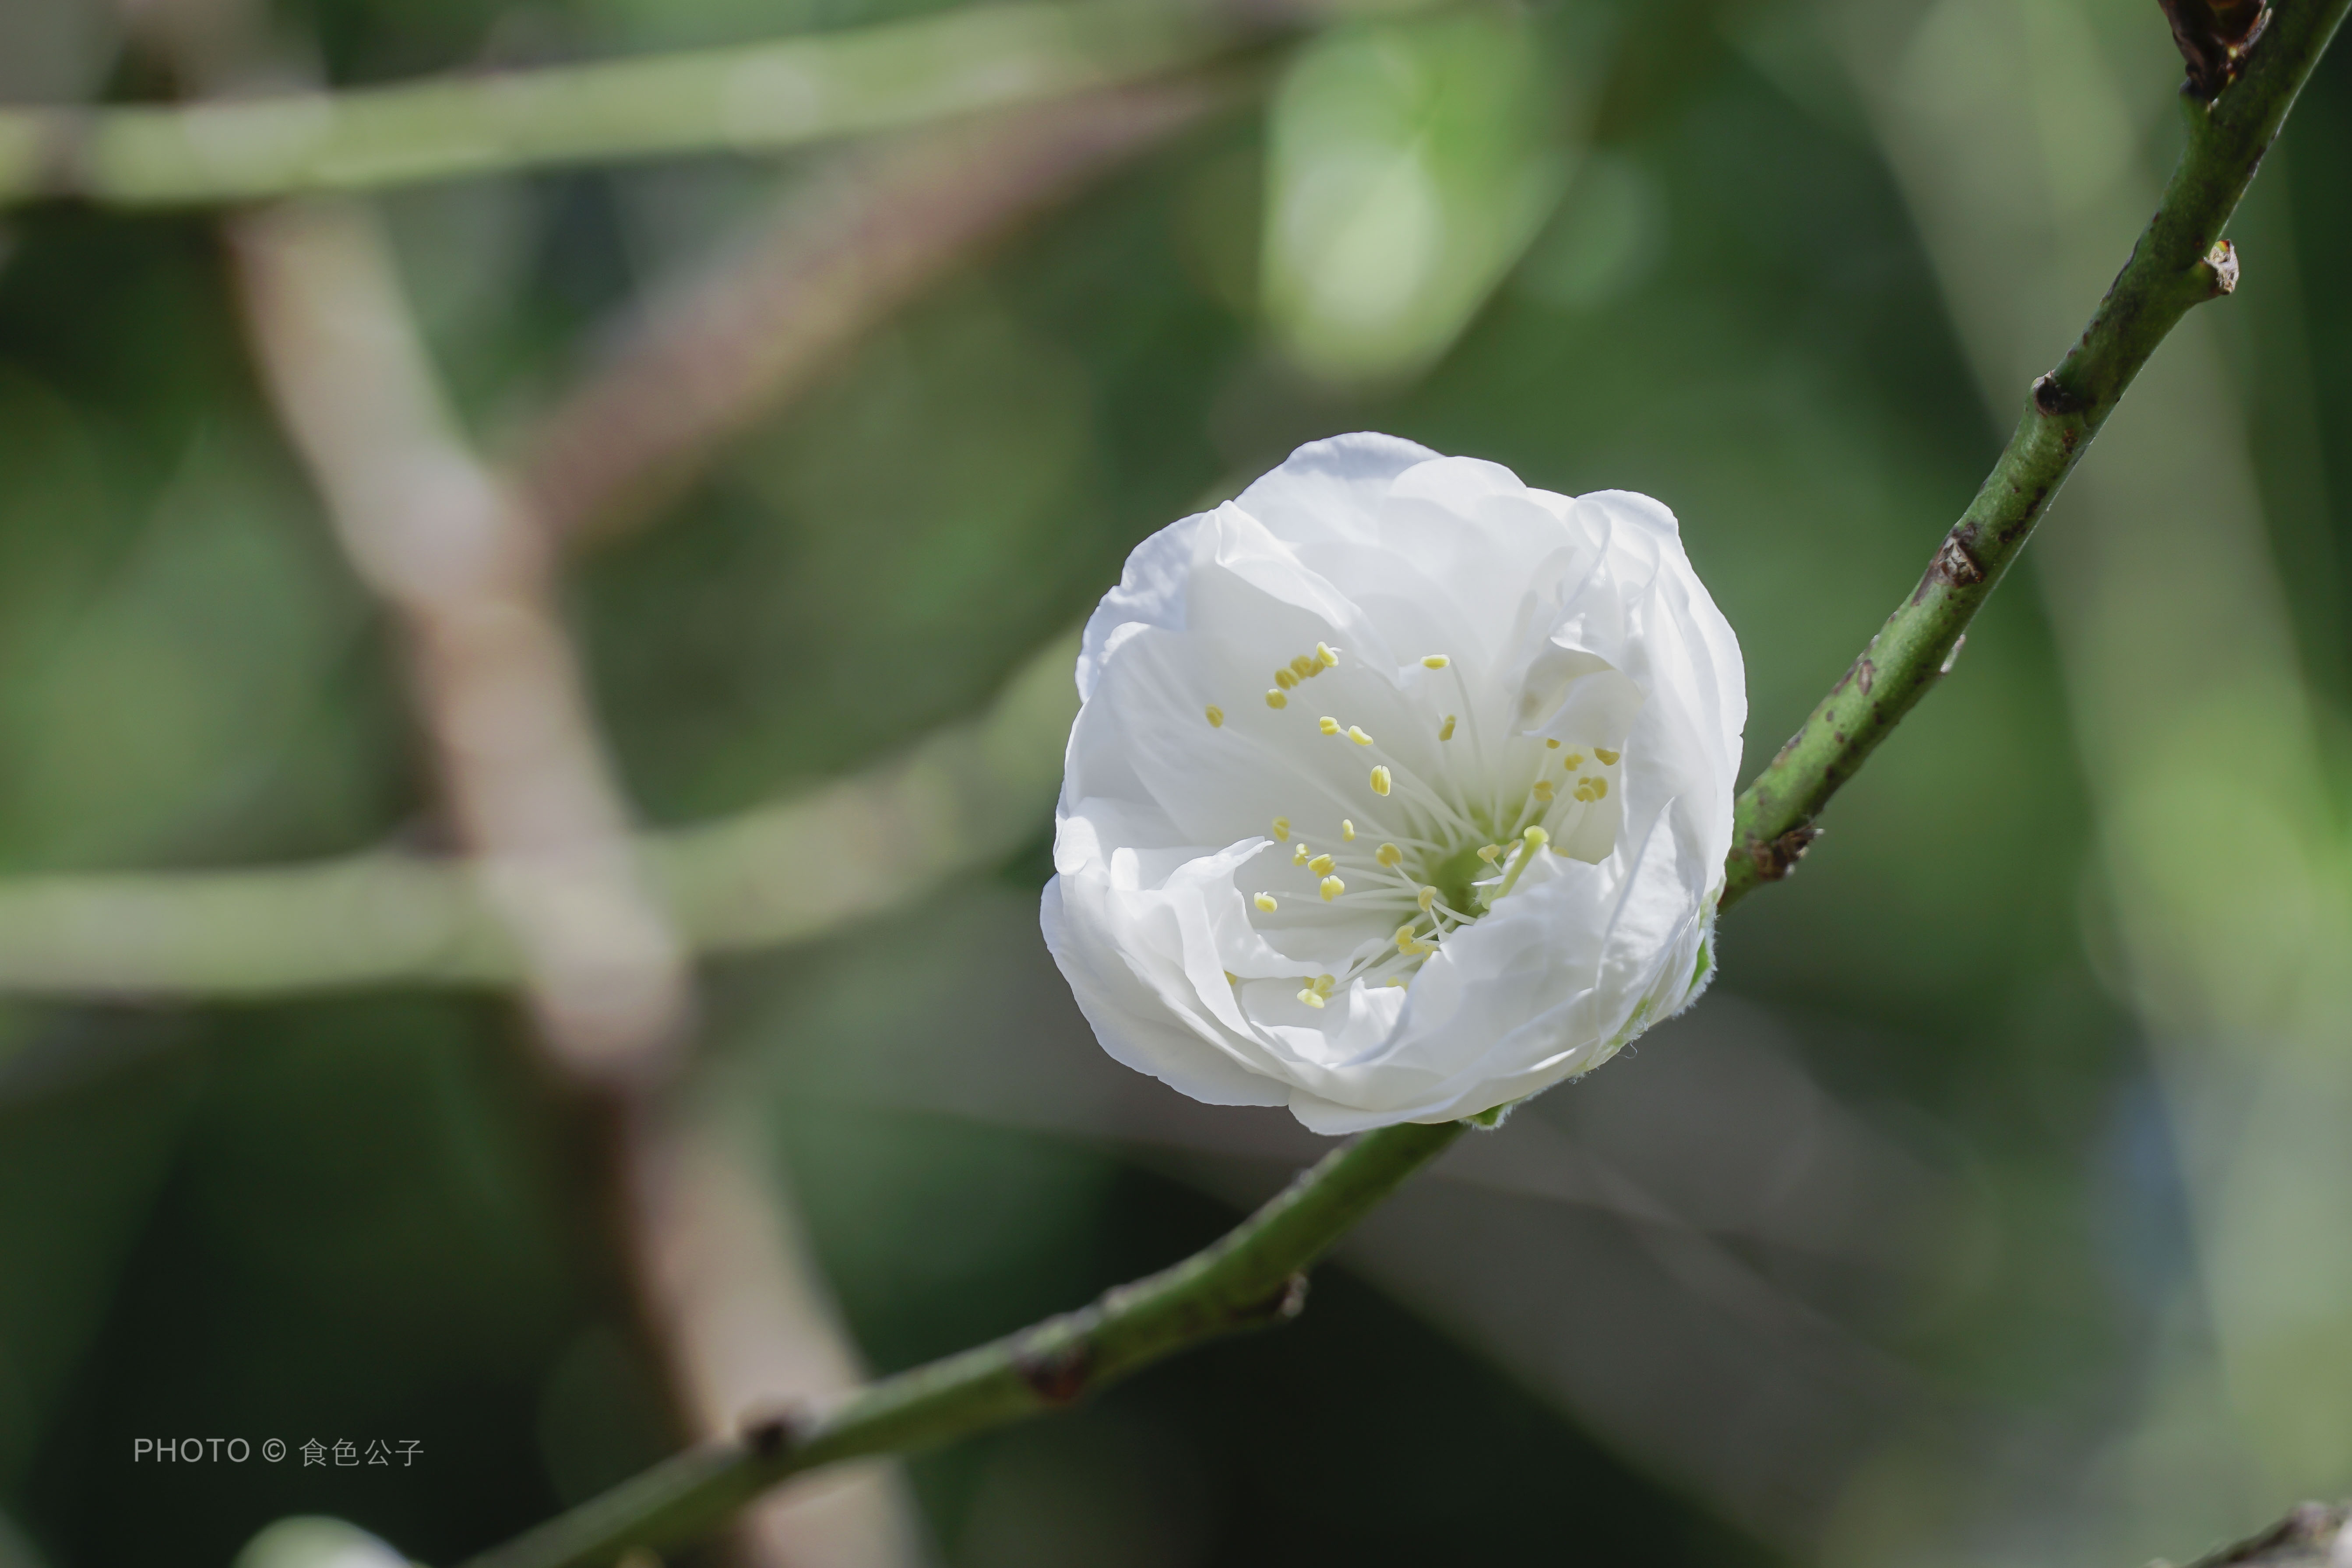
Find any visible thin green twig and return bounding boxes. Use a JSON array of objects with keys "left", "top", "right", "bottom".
[
  {"left": 0, "top": 631, "right": 1078, "bottom": 996},
  {"left": 454, "top": 1119, "right": 1466, "bottom": 1568},
  {"left": 1718, "top": 0, "right": 2350, "bottom": 908},
  {"left": 0, "top": 0, "right": 1269, "bottom": 207}
]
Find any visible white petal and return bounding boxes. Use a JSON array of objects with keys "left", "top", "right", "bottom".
[
  {"left": 1042, "top": 876, "right": 1287, "bottom": 1107},
  {"left": 1230, "top": 431, "right": 1441, "bottom": 545}
]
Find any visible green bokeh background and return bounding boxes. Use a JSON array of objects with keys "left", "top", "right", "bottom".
[{"left": 0, "top": 0, "right": 2346, "bottom": 1563}]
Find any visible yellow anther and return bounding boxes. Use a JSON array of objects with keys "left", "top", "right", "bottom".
[
  {"left": 1319, "top": 716, "right": 1341, "bottom": 736},
  {"left": 1376, "top": 843, "right": 1403, "bottom": 869},
  {"left": 1308, "top": 854, "right": 1336, "bottom": 876},
  {"left": 1293, "top": 842, "right": 1310, "bottom": 866},
  {"left": 1266, "top": 689, "right": 1288, "bottom": 709},
  {"left": 1394, "top": 925, "right": 1426, "bottom": 956},
  {"left": 1205, "top": 705, "right": 1224, "bottom": 728},
  {"left": 1272, "top": 816, "right": 1291, "bottom": 841},
  {"left": 1348, "top": 725, "right": 1374, "bottom": 747},
  {"left": 1370, "top": 766, "right": 1391, "bottom": 796},
  {"left": 1317, "top": 641, "right": 1339, "bottom": 668},
  {"left": 1275, "top": 667, "right": 1299, "bottom": 691},
  {"left": 1594, "top": 747, "right": 1621, "bottom": 766},
  {"left": 1546, "top": 737, "right": 1561, "bottom": 749},
  {"left": 1531, "top": 779, "right": 1556, "bottom": 802},
  {"left": 1589, "top": 775, "right": 1609, "bottom": 798},
  {"left": 1523, "top": 826, "right": 1550, "bottom": 848},
  {"left": 1418, "top": 886, "right": 1438, "bottom": 911},
  {"left": 1315, "top": 974, "right": 1336, "bottom": 993},
  {"left": 1387, "top": 976, "right": 1409, "bottom": 988},
  {"left": 1299, "top": 987, "right": 1326, "bottom": 1009},
  {"left": 1290, "top": 655, "right": 1317, "bottom": 680},
  {"left": 1438, "top": 715, "right": 1456, "bottom": 741},
  {"left": 1394, "top": 923, "right": 1415, "bottom": 944},
  {"left": 1341, "top": 819, "right": 1356, "bottom": 841},
  {"left": 1563, "top": 752, "right": 1584, "bottom": 769},
  {"left": 1319, "top": 875, "right": 1345, "bottom": 902},
  {"left": 1476, "top": 844, "right": 1502, "bottom": 863},
  {"left": 1421, "top": 654, "right": 1450, "bottom": 669},
  {"left": 1255, "top": 893, "right": 1278, "bottom": 913}
]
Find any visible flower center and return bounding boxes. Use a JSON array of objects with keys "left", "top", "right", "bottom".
[{"left": 1207, "top": 641, "right": 1625, "bottom": 1011}]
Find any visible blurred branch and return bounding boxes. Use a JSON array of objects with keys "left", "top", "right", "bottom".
[
  {"left": 0, "top": 627, "right": 1074, "bottom": 996},
  {"left": 0, "top": 60, "right": 1209, "bottom": 994},
  {"left": 2175, "top": 1502, "right": 2351, "bottom": 1568},
  {"left": 1718, "top": 0, "right": 2348, "bottom": 909},
  {"left": 624, "top": 1093, "right": 931, "bottom": 1567},
  {"left": 458, "top": 1118, "right": 1465, "bottom": 1568},
  {"left": 225, "top": 198, "right": 692, "bottom": 1084},
  {"left": 514, "top": 74, "right": 1243, "bottom": 548},
  {"left": 0, "top": 0, "right": 1284, "bottom": 208}
]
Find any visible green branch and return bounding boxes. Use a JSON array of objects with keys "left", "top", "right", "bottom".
[
  {"left": 0, "top": 631, "right": 1077, "bottom": 995},
  {"left": 1718, "top": 0, "right": 2350, "bottom": 908},
  {"left": 456, "top": 1119, "right": 1465, "bottom": 1568},
  {"left": 0, "top": 0, "right": 1263, "bottom": 208}
]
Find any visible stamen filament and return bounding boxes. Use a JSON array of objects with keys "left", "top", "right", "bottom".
[{"left": 1493, "top": 827, "right": 1549, "bottom": 900}]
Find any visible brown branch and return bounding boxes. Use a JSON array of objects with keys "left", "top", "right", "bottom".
[
  {"left": 624, "top": 1095, "right": 930, "bottom": 1565},
  {"left": 511, "top": 73, "right": 1238, "bottom": 549},
  {"left": 227, "top": 188, "right": 933, "bottom": 1568},
  {"left": 225, "top": 198, "right": 693, "bottom": 1085}
]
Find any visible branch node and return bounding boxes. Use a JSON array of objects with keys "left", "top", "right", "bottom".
[
  {"left": 1932, "top": 533, "right": 1987, "bottom": 588},
  {"left": 1014, "top": 1333, "right": 1094, "bottom": 1406},
  {"left": 2032, "top": 372, "right": 2088, "bottom": 417},
  {"left": 736, "top": 1402, "right": 806, "bottom": 1459},
  {"left": 1744, "top": 825, "right": 1821, "bottom": 883},
  {"left": 2161, "top": 0, "right": 2270, "bottom": 98},
  {"left": 2202, "top": 237, "right": 2241, "bottom": 296},
  {"left": 1245, "top": 1271, "right": 1311, "bottom": 1326}
]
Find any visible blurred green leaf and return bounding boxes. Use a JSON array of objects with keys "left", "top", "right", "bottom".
[{"left": 1261, "top": 8, "right": 1570, "bottom": 386}]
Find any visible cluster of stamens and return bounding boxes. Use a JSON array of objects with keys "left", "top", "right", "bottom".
[
  {"left": 1199, "top": 641, "right": 1627, "bottom": 1012},
  {"left": 1265, "top": 641, "right": 1340, "bottom": 711}
]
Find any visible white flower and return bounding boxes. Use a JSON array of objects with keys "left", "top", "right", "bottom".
[{"left": 1041, "top": 434, "right": 1746, "bottom": 1134}]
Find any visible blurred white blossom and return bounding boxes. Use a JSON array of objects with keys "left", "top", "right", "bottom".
[{"left": 1043, "top": 434, "right": 1746, "bottom": 1133}]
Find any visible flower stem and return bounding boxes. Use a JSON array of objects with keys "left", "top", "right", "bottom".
[
  {"left": 454, "top": 1118, "right": 1466, "bottom": 1568},
  {"left": 1719, "top": 0, "right": 2349, "bottom": 909}
]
